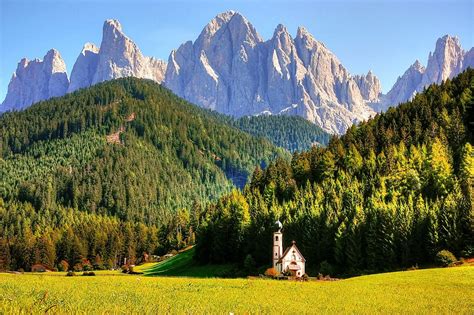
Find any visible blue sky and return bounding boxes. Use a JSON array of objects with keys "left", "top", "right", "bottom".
[{"left": 1, "top": 0, "right": 473, "bottom": 101}]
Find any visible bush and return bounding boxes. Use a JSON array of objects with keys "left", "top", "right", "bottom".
[
  {"left": 82, "top": 271, "right": 96, "bottom": 276},
  {"left": 435, "top": 250, "right": 457, "bottom": 267},
  {"left": 81, "top": 259, "right": 93, "bottom": 271},
  {"left": 58, "top": 260, "right": 69, "bottom": 272},
  {"left": 66, "top": 271, "right": 76, "bottom": 277},
  {"left": 319, "top": 261, "right": 335, "bottom": 276},
  {"left": 264, "top": 267, "right": 277, "bottom": 277},
  {"left": 73, "top": 263, "right": 83, "bottom": 272}
]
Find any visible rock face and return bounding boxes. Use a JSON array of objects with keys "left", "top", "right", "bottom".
[
  {"left": 2, "top": 19, "right": 168, "bottom": 110},
  {"left": 92, "top": 19, "right": 166, "bottom": 85},
  {"left": 69, "top": 19, "right": 167, "bottom": 93},
  {"left": 377, "top": 60, "right": 425, "bottom": 112},
  {"left": 462, "top": 47, "right": 474, "bottom": 70},
  {"left": 166, "top": 11, "right": 264, "bottom": 116},
  {"left": 1, "top": 49, "right": 69, "bottom": 111},
  {"left": 3, "top": 15, "right": 472, "bottom": 134},
  {"left": 420, "top": 35, "right": 464, "bottom": 88},
  {"left": 67, "top": 43, "right": 99, "bottom": 93},
  {"left": 378, "top": 35, "right": 472, "bottom": 111},
  {"left": 354, "top": 71, "right": 381, "bottom": 102},
  {"left": 165, "top": 11, "right": 376, "bottom": 134}
]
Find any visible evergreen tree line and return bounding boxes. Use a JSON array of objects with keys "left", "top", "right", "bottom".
[
  {"left": 230, "top": 115, "right": 330, "bottom": 152},
  {"left": 0, "top": 78, "right": 289, "bottom": 271},
  {"left": 195, "top": 70, "right": 474, "bottom": 275},
  {"left": 0, "top": 198, "right": 206, "bottom": 271}
]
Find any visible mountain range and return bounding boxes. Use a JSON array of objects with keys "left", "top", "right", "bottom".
[{"left": 2, "top": 11, "right": 473, "bottom": 134}]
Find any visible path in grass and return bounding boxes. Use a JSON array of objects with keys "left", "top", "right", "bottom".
[{"left": 136, "top": 247, "right": 236, "bottom": 277}]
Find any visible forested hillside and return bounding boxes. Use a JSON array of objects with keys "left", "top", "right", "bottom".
[
  {"left": 231, "top": 115, "right": 330, "bottom": 152},
  {"left": 195, "top": 70, "right": 474, "bottom": 275},
  {"left": 0, "top": 78, "right": 288, "bottom": 271}
]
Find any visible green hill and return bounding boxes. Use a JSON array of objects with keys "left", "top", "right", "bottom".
[
  {"left": 195, "top": 69, "right": 474, "bottom": 275},
  {"left": 231, "top": 115, "right": 330, "bottom": 152},
  {"left": 0, "top": 78, "right": 289, "bottom": 271}
]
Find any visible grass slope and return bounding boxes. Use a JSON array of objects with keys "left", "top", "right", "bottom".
[
  {"left": 138, "top": 247, "right": 236, "bottom": 277},
  {"left": 0, "top": 266, "right": 472, "bottom": 314}
]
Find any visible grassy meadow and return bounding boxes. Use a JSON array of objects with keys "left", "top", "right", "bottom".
[
  {"left": 0, "top": 266, "right": 472, "bottom": 314},
  {"left": 135, "top": 247, "right": 237, "bottom": 277}
]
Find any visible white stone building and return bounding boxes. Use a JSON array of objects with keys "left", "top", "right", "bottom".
[{"left": 273, "top": 221, "right": 306, "bottom": 277}]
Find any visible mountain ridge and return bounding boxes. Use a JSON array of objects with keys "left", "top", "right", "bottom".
[
  {"left": 2, "top": 12, "right": 473, "bottom": 135},
  {"left": 379, "top": 35, "right": 474, "bottom": 111}
]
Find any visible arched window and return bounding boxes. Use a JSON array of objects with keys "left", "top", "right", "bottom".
[{"left": 275, "top": 236, "right": 279, "bottom": 241}]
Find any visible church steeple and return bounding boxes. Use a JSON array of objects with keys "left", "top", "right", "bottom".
[{"left": 273, "top": 220, "right": 283, "bottom": 269}]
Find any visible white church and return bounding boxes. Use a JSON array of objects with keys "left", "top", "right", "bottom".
[{"left": 273, "top": 221, "right": 306, "bottom": 278}]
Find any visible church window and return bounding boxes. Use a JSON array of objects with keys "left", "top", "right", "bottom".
[{"left": 275, "top": 236, "right": 278, "bottom": 241}]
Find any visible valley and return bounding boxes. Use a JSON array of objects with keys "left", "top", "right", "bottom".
[{"left": 0, "top": 4, "right": 473, "bottom": 313}]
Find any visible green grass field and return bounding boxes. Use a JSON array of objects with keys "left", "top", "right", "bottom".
[
  {"left": 0, "top": 266, "right": 472, "bottom": 314},
  {"left": 136, "top": 247, "right": 237, "bottom": 277}
]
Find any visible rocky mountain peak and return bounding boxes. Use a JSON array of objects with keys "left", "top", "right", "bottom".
[
  {"left": 421, "top": 34, "right": 464, "bottom": 87},
  {"left": 197, "top": 11, "right": 262, "bottom": 51},
  {"left": 18, "top": 58, "right": 29, "bottom": 68},
  {"left": 81, "top": 42, "right": 99, "bottom": 55},
  {"left": 44, "top": 48, "right": 60, "bottom": 59},
  {"left": 98, "top": 19, "right": 138, "bottom": 58},
  {"left": 3, "top": 18, "right": 167, "bottom": 109},
  {"left": 103, "top": 19, "right": 123, "bottom": 37},
  {"left": 463, "top": 47, "right": 474, "bottom": 70},
  {"left": 43, "top": 48, "right": 68, "bottom": 73},
  {"left": 1, "top": 49, "right": 69, "bottom": 111},
  {"left": 68, "top": 43, "right": 100, "bottom": 93},
  {"left": 165, "top": 11, "right": 376, "bottom": 134},
  {"left": 90, "top": 19, "right": 166, "bottom": 85},
  {"left": 215, "top": 10, "right": 237, "bottom": 22},
  {"left": 271, "top": 24, "right": 294, "bottom": 52},
  {"left": 274, "top": 24, "right": 288, "bottom": 34},
  {"left": 411, "top": 59, "right": 425, "bottom": 71},
  {"left": 354, "top": 70, "right": 382, "bottom": 103},
  {"left": 437, "top": 34, "right": 461, "bottom": 52},
  {"left": 296, "top": 26, "right": 310, "bottom": 39},
  {"left": 377, "top": 59, "right": 426, "bottom": 111},
  {"left": 375, "top": 34, "right": 472, "bottom": 113}
]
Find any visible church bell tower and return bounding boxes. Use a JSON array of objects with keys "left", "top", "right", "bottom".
[{"left": 273, "top": 220, "right": 283, "bottom": 269}]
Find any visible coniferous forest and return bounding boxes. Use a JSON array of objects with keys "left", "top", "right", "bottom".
[
  {"left": 195, "top": 70, "right": 474, "bottom": 275},
  {"left": 0, "top": 78, "right": 291, "bottom": 271},
  {"left": 231, "top": 115, "right": 330, "bottom": 152},
  {"left": 1, "top": 70, "right": 473, "bottom": 274}
]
